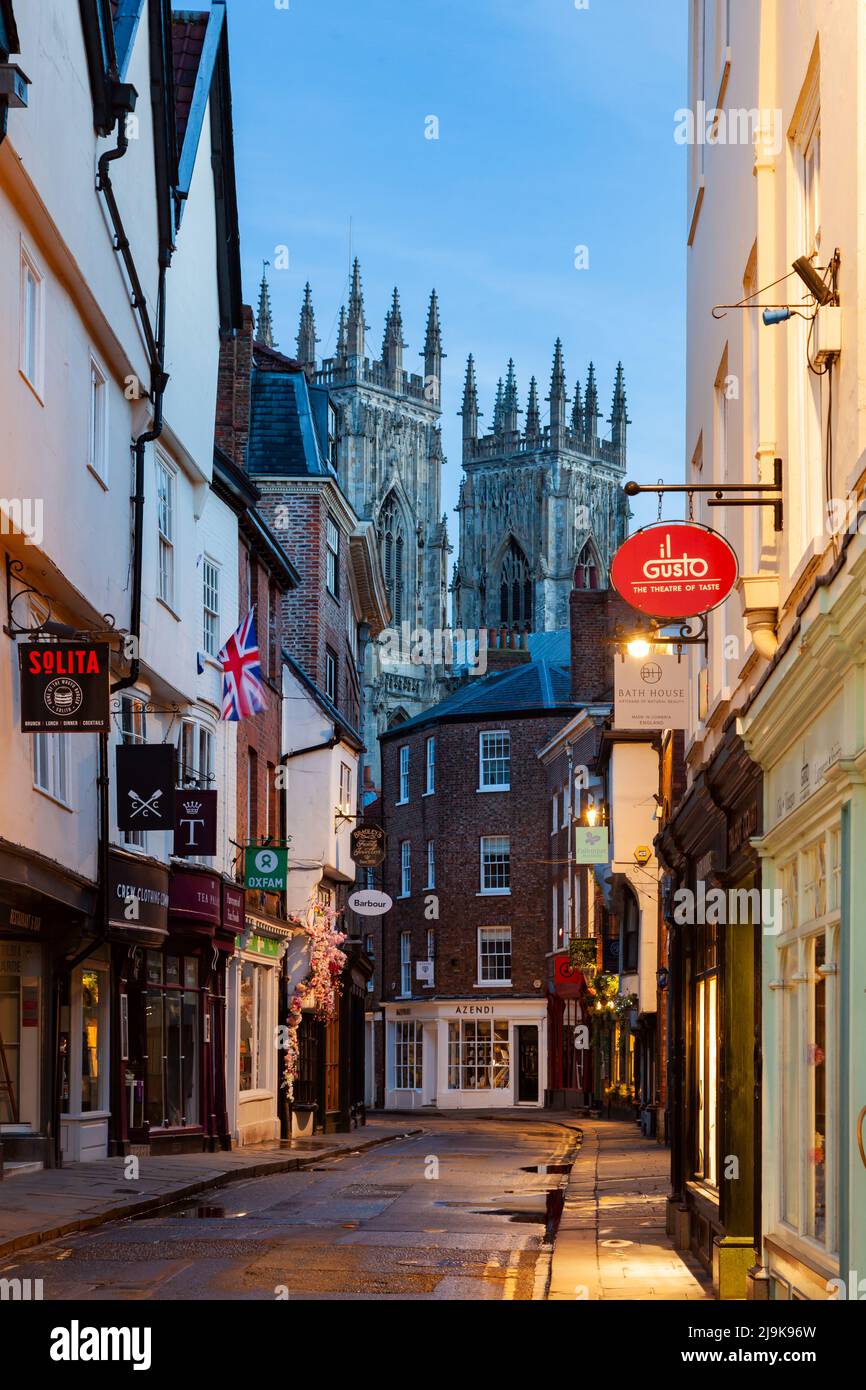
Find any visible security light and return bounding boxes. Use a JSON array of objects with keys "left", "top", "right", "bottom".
[{"left": 792, "top": 256, "right": 834, "bottom": 306}]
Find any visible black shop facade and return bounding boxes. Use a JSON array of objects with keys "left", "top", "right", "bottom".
[{"left": 108, "top": 850, "right": 243, "bottom": 1156}]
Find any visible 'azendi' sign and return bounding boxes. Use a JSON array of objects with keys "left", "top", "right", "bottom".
[
  {"left": 610, "top": 523, "right": 738, "bottom": 619},
  {"left": 18, "top": 641, "right": 110, "bottom": 732}
]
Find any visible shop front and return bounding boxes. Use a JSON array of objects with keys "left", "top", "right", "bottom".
[
  {"left": 111, "top": 854, "right": 226, "bottom": 1156},
  {"left": 546, "top": 951, "right": 591, "bottom": 1109},
  {"left": 658, "top": 727, "right": 762, "bottom": 1300},
  {"left": 383, "top": 998, "right": 547, "bottom": 1111},
  {"left": 742, "top": 639, "right": 859, "bottom": 1301},
  {"left": 0, "top": 843, "right": 96, "bottom": 1171},
  {"left": 227, "top": 909, "right": 294, "bottom": 1146}
]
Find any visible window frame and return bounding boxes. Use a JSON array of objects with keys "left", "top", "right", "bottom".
[
  {"left": 399, "top": 839, "right": 411, "bottom": 899},
  {"left": 424, "top": 735, "right": 436, "bottom": 795},
  {"left": 480, "top": 835, "right": 511, "bottom": 896},
  {"left": 156, "top": 453, "right": 176, "bottom": 609},
  {"left": 326, "top": 514, "right": 340, "bottom": 599},
  {"left": 426, "top": 838, "right": 435, "bottom": 890},
  {"left": 87, "top": 353, "right": 109, "bottom": 486},
  {"left": 478, "top": 730, "right": 511, "bottom": 792},
  {"left": 478, "top": 926, "right": 512, "bottom": 986},
  {"left": 393, "top": 1018, "right": 422, "bottom": 1089},
  {"left": 33, "top": 728, "right": 71, "bottom": 809},
  {"left": 398, "top": 744, "right": 410, "bottom": 803},
  {"left": 399, "top": 930, "right": 412, "bottom": 996},
  {"left": 202, "top": 555, "right": 221, "bottom": 659},
  {"left": 325, "top": 646, "right": 337, "bottom": 703},
  {"left": 20, "top": 239, "right": 45, "bottom": 399}
]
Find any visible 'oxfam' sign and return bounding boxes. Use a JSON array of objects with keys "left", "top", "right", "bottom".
[{"left": 245, "top": 846, "right": 288, "bottom": 891}]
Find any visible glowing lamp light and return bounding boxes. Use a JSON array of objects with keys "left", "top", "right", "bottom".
[
  {"left": 585, "top": 803, "right": 599, "bottom": 827},
  {"left": 626, "top": 637, "right": 651, "bottom": 659}
]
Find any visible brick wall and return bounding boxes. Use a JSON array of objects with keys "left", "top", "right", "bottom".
[
  {"left": 215, "top": 305, "right": 254, "bottom": 466},
  {"left": 379, "top": 712, "right": 567, "bottom": 1005},
  {"left": 569, "top": 588, "right": 637, "bottom": 702},
  {"left": 257, "top": 488, "right": 360, "bottom": 730}
]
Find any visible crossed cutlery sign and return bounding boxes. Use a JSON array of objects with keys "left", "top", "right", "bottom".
[{"left": 128, "top": 788, "right": 164, "bottom": 820}]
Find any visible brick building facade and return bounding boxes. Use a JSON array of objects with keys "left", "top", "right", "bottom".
[{"left": 378, "top": 660, "right": 579, "bottom": 1110}]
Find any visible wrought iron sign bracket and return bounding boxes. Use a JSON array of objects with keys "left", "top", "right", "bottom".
[
  {"left": 5, "top": 554, "right": 121, "bottom": 640},
  {"left": 608, "top": 613, "right": 708, "bottom": 663},
  {"left": 624, "top": 457, "right": 784, "bottom": 533}
]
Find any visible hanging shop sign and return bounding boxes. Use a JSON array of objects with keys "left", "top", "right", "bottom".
[
  {"left": 553, "top": 953, "right": 586, "bottom": 999},
  {"left": 244, "top": 845, "right": 288, "bottom": 891},
  {"left": 350, "top": 823, "right": 387, "bottom": 867},
  {"left": 609, "top": 522, "right": 738, "bottom": 619},
  {"left": 348, "top": 889, "right": 392, "bottom": 917},
  {"left": 169, "top": 869, "right": 221, "bottom": 928},
  {"left": 18, "top": 641, "right": 110, "bottom": 732},
  {"left": 615, "top": 652, "right": 690, "bottom": 731},
  {"left": 173, "top": 789, "right": 218, "bottom": 857},
  {"left": 574, "top": 826, "right": 609, "bottom": 864},
  {"left": 115, "top": 743, "right": 177, "bottom": 830}
]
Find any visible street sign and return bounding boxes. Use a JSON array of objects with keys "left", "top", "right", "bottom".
[
  {"left": 574, "top": 826, "right": 609, "bottom": 864},
  {"left": 116, "top": 743, "right": 177, "bottom": 830},
  {"left": 610, "top": 522, "right": 738, "bottom": 618},
  {"left": 245, "top": 845, "right": 288, "bottom": 891},
  {"left": 615, "top": 652, "right": 690, "bottom": 731},
  {"left": 18, "top": 640, "right": 110, "bottom": 732},
  {"left": 350, "top": 823, "right": 387, "bottom": 867},
  {"left": 173, "top": 790, "right": 218, "bottom": 857},
  {"left": 348, "top": 889, "right": 392, "bottom": 917}
]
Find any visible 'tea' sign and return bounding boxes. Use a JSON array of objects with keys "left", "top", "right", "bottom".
[{"left": 610, "top": 522, "right": 738, "bottom": 619}]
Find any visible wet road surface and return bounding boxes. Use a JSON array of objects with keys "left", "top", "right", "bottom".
[{"left": 1, "top": 1116, "right": 579, "bottom": 1301}]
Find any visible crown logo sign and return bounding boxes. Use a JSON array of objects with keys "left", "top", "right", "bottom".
[{"left": 181, "top": 800, "right": 202, "bottom": 816}]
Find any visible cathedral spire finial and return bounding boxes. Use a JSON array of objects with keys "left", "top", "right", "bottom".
[
  {"left": 492, "top": 377, "right": 505, "bottom": 436},
  {"left": 256, "top": 259, "right": 276, "bottom": 349},
  {"left": 571, "top": 379, "right": 583, "bottom": 436},
  {"left": 525, "top": 376, "right": 541, "bottom": 444},
  {"left": 547, "top": 338, "right": 568, "bottom": 438},
  {"left": 460, "top": 354, "right": 480, "bottom": 457},
  {"left": 422, "top": 290, "right": 444, "bottom": 403},
  {"left": 502, "top": 358, "right": 521, "bottom": 434},
  {"left": 346, "top": 256, "right": 367, "bottom": 358},
  {"left": 584, "top": 361, "right": 601, "bottom": 455},
  {"left": 382, "top": 286, "right": 405, "bottom": 390},
  {"left": 608, "top": 361, "right": 630, "bottom": 464},
  {"left": 296, "top": 281, "right": 319, "bottom": 378},
  {"left": 336, "top": 305, "right": 348, "bottom": 362}
]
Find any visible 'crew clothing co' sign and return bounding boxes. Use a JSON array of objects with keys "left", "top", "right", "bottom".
[{"left": 18, "top": 641, "right": 111, "bottom": 732}]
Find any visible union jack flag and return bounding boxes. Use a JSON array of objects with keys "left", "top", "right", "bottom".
[{"left": 218, "top": 609, "right": 267, "bottom": 721}]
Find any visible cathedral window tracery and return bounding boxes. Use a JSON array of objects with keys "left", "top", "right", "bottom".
[
  {"left": 499, "top": 538, "right": 532, "bottom": 628},
  {"left": 574, "top": 540, "right": 599, "bottom": 590},
  {"left": 380, "top": 492, "right": 406, "bottom": 625}
]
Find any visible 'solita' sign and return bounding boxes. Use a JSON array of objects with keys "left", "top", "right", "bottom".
[
  {"left": 610, "top": 523, "right": 738, "bottom": 618},
  {"left": 18, "top": 641, "right": 110, "bottom": 732}
]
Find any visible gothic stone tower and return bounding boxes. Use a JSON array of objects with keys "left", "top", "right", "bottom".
[
  {"left": 297, "top": 261, "right": 451, "bottom": 751},
  {"left": 454, "top": 342, "right": 630, "bottom": 635}
]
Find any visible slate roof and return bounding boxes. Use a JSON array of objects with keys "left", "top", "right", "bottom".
[
  {"left": 171, "top": 11, "right": 208, "bottom": 154},
  {"left": 380, "top": 659, "right": 580, "bottom": 740},
  {"left": 526, "top": 629, "right": 570, "bottom": 664},
  {"left": 247, "top": 367, "right": 333, "bottom": 479}
]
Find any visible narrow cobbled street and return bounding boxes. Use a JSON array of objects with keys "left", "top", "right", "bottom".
[{"left": 3, "top": 1117, "right": 580, "bottom": 1301}]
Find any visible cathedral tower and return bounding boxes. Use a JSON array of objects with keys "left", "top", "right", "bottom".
[{"left": 454, "top": 342, "right": 630, "bottom": 634}]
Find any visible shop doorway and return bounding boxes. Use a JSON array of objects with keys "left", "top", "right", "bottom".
[{"left": 517, "top": 1025, "right": 539, "bottom": 1103}]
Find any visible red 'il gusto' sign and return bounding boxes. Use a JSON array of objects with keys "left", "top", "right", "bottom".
[{"left": 610, "top": 523, "right": 738, "bottom": 619}]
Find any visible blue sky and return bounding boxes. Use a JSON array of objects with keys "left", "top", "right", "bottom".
[{"left": 227, "top": 0, "right": 686, "bottom": 535}]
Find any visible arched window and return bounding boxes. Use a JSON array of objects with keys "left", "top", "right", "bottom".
[
  {"left": 499, "top": 538, "right": 532, "bottom": 627},
  {"left": 379, "top": 493, "right": 405, "bottom": 625},
  {"left": 574, "top": 540, "right": 599, "bottom": 590}
]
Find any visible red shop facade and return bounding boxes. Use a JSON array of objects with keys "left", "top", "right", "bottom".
[{"left": 109, "top": 851, "right": 240, "bottom": 1155}]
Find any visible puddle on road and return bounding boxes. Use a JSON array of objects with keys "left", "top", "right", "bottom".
[
  {"left": 435, "top": 1188, "right": 567, "bottom": 1245},
  {"left": 132, "top": 1201, "right": 247, "bottom": 1221},
  {"left": 520, "top": 1163, "right": 573, "bottom": 1175}
]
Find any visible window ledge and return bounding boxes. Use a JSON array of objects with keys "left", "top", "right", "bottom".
[
  {"left": 238, "top": 1088, "right": 274, "bottom": 1105},
  {"left": 476, "top": 785, "right": 510, "bottom": 794},
  {"left": 33, "top": 784, "right": 74, "bottom": 813},
  {"left": 87, "top": 462, "right": 109, "bottom": 491},
  {"left": 474, "top": 981, "right": 512, "bottom": 989},
  {"left": 422, "top": 789, "right": 434, "bottom": 798},
  {"left": 395, "top": 798, "right": 409, "bottom": 807},
  {"left": 477, "top": 889, "right": 511, "bottom": 897},
  {"left": 156, "top": 595, "right": 181, "bottom": 623},
  {"left": 61, "top": 1110, "right": 111, "bottom": 1122},
  {"left": 19, "top": 369, "right": 44, "bottom": 406}
]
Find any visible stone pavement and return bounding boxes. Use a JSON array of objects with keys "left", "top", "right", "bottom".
[
  {"left": 0, "top": 1119, "right": 420, "bottom": 1260},
  {"left": 547, "top": 1119, "right": 713, "bottom": 1301}
]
